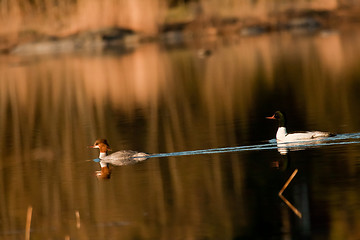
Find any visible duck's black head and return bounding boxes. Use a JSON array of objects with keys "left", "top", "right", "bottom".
[{"left": 266, "top": 111, "right": 286, "bottom": 127}]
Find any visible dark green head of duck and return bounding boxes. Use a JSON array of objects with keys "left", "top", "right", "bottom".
[{"left": 266, "top": 111, "right": 286, "bottom": 127}]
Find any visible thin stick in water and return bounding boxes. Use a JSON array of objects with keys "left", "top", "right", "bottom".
[
  {"left": 279, "top": 169, "right": 298, "bottom": 196},
  {"left": 25, "top": 206, "right": 33, "bottom": 240},
  {"left": 279, "top": 194, "right": 302, "bottom": 218},
  {"left": 75, "top": 210, "right": 81, "bottom": 229},
  {"left": 278, "top": 169, "right": 302, "bottom": 218}
]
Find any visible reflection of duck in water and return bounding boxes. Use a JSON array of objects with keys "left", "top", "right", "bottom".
[
  {"left": 266, "top": 111, "right": 335, "bottom": 142},
  {"left": 89, "top": 139, "right": 149, "bottom": 179}
]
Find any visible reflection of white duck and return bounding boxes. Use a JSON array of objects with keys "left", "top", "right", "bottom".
[
  {"left": 266, "top": 111, "right": 335, "bottom": 142},
  {"left": 89, "top": 139, "right": 149, "bottom": 178}
]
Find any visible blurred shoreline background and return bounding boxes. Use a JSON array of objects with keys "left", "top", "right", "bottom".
[{"left": 1, "top": 0, "right": 360, "bottom": 54}]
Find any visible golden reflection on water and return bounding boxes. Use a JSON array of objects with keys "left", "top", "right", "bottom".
[{"left": 1, "top": 29, "right": 360, "bottom": 239}]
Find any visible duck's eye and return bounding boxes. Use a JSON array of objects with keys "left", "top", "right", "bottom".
[{"left": 95, "top": 142, "right": 99, "bottom": 146}]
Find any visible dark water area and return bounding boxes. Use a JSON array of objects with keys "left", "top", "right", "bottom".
[{"left": 1, "top": 28, "right": 360, "bottom": 239}]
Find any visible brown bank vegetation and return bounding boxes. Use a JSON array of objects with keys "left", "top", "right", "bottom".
[{"left": 0, "top": 0, "right": 360, "bottom": 54}]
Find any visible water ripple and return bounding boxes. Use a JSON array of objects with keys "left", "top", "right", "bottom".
[{"left": 149, "top": 133, "right": 360, "bottom": 158}]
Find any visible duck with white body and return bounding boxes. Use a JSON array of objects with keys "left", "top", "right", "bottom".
[{"left": 266, "top": 111, "right": 335, "bottom": 142}]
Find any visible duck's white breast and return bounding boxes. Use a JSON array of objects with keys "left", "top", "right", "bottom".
[{"left": 276, "top": 127, "right": 288, "bottom": 141}]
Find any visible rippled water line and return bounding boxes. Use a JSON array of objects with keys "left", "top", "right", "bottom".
[
  {"left": 148, "top": 142, "right": 277, "bottom": 158},
  {"left": 330, "top": 133, "right": 360, "bottom": 141},
  {"left": 149, "top": 133, "right": 360, "bottom": 158}
]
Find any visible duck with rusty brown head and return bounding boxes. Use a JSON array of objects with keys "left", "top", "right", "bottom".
[{"left": 89, "top": 139, "right": 149, "bottom": 178}]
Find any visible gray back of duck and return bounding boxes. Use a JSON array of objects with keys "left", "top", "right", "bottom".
[{"left": 101, "top": 150, "right": 150, "bottom": 166}]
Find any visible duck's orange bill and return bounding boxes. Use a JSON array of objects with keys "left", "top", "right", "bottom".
[{"left": 266, "top": 115, "right": 276, "bottom": 119}]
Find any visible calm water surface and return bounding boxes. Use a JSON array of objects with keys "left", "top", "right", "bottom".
[{"left": 1, "top": 28, "right": 360, "bottom": 239}]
